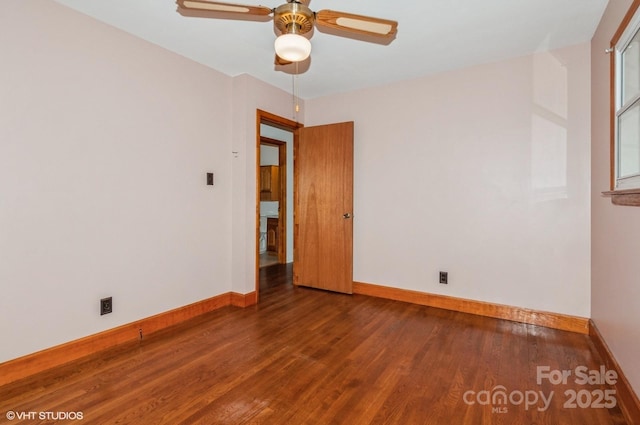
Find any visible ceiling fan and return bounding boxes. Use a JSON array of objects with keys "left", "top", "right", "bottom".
[{"left": 175, "top": 0, "right": 398, "bottom": 65}]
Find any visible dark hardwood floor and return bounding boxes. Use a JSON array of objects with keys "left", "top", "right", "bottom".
[{"left": 0, "top": 264, "right": 628, "bottom": 424}]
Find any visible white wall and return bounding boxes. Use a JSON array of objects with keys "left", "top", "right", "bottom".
[
  {"left": 0, "top": 0, "right": 237, "bottom": 362},
  {"left": 0, "top": 1, "right": 299, "bottom": 363},
  {"left": 591, "top": 0, "right": 640, "bottom": 396},
  {"left": 306, "top": 43, "right": 592, "bottom": 317},
  {"left": 260, "top": 145, "right": 280, "bottom": 166}
]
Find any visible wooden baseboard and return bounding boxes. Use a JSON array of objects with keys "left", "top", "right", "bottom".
[
  {"left": 0, "top": 291, "right": 256, "bottom": 387},
  {"left": 353, "top": 281, "right": 589, "bottom": 334},
  {"left": 231, "top": 291, "right": 258, "bottom": 307},
  {"left": 589, "top": 320, "right": 640, "bottom": 423}
]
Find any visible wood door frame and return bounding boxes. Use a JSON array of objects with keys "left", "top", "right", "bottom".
[{"left": 255, "top": 110, "right": 302, "bottom": 302}]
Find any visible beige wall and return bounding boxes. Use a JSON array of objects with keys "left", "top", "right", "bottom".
[
  {"left": 0, "top": 0, "right": 295, "bottom": 362},
  {"left": 591, "top": 0, "right": 640, "bottom": 396},
  {"left": 306, "top": 43, "right": 592, "bottom": 318}
]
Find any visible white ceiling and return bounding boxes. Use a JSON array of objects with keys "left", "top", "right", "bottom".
[{"left": 52, "top": 0, "right": 609, "bottom": 99}]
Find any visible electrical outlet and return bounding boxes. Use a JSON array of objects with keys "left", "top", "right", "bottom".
[
  {"left": 100, "top": 297, "right": 113, "bottom": 315},
  {"left": 439, "top": 271, "right": 448, "bottom": 284}
]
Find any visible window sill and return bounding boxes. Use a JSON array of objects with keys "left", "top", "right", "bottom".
[{"left": 602, "top": 188, "right": 640, "bottom": 206}]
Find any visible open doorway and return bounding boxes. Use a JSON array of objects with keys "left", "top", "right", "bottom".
[
  {"left": 255, "top": 110, "right": 301, "bottom": 301},
  {"left": 258, "top": 138, "right": 286, "bottom": 268},
  {"left": 255, "top": 110, "right": 355, "bottom": 299}
]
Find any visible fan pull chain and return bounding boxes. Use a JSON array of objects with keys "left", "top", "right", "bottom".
[
  {"left": 292, "top": 62, "right": 300, "bottom": 122},
  {"left": 291, "top": 73, "right": 296, "bottom": 121}
]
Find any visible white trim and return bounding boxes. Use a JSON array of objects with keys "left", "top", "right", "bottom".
[
  {"left": 618, "top": 9, "right": 640, "bottom": 50},
  {"left": 614, "top": 6, "right": 640, "bottom": 190},
  {"left": 616, "top": 174, "right": 640, "bottom": 190}
]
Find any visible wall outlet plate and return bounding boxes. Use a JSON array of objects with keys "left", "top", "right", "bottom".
[
  {"left": 439, "top": 271, "right": 448, "bottom": 284},
  {"left": 100, "top": 297, "right": 113, "bottom": 315}
]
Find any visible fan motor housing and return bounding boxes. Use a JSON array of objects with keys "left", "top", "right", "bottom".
[{"left": 274, "top": 2, "right": 314, "bottom": 35}]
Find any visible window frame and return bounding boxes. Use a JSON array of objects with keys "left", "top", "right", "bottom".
[{"left": 611, "top": 0, "right": 640, "bottom": 191}]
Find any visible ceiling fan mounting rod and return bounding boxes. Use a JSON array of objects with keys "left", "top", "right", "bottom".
[{"left": 287, "top": 22, "right": 303, "bottom": 34}]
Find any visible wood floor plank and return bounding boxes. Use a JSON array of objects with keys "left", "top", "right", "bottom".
[{"left": 0, "top": 263, "right": 629, "bottom": 424}]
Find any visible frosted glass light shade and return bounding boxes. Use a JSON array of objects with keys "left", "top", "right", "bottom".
[{"left": 274, "top": 33, "right": 311, "bottom": 62}]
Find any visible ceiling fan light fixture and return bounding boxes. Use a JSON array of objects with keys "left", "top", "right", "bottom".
[{"left": 274, "top": 33, "right": 311, "bottom": 62}]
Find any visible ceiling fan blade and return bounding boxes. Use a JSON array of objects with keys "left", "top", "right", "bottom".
[
  {"left": 176, "top": 0, "right": 272, "bottom": 16},
  {"left": 315, "top": 10, "right": 397, "bottom": 38}
]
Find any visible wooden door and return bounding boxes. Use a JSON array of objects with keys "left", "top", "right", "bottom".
[{"left": 294, "top": 121, "right": 354, "bottom": 294}]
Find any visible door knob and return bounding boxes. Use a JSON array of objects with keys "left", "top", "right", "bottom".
[{"left": 343, "top": 213, "right": 352, "bottom": 219}]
